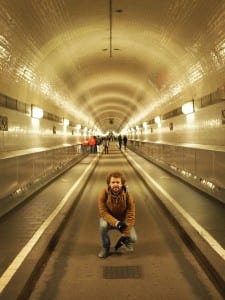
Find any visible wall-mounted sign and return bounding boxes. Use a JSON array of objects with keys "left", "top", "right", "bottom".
[
  {"left": 0, "top": 115, "right": 8, "bottom": 131},
  {"left": 222, "top": 109, "right": 225, "bottom": 124},
  {"left": 53, "top": 125, "right": 56, "bottom": 134},
  {"left": 169, "top": 122, "right": 173, "bottom": 131}
]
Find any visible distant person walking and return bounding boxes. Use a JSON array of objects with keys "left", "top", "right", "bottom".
[
  {"left": 118, "top": 134, "right": 122, "bottom": 150},
  {"left": 88, "top": 136, "right": 97, "bottom": 153},
  {"left": 103, "top": 137, "right": 109, "bottom": 154},
  {"left": 123, "top": 135, "right": 128, "bottom": 150},
  {"left": 96, "top": 136, "right": 102, "bottom": 153}
]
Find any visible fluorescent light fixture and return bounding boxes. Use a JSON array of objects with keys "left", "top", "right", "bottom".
[
  {"left": 182, "top": 100, "right": 194, "bottom": 114},
  {"left": 154, "top": 116, "right": 161, "bottom": 124},
  {"left": 63, "top": 118, "right": 69, "bottom": 126},
  {"left": 31, "top": 105, "right": 43, "bottom": 119},
  {"left": 142, "top": 122, "right": 148, "bottom": 128}
]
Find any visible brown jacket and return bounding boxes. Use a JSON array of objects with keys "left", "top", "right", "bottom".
[{"left": 98, "top": 188, "right": 135, "bottom": 236}]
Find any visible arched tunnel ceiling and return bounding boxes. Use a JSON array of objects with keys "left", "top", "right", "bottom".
[{"left": 0, "top": 0, "right": 224, "bottom": 134}]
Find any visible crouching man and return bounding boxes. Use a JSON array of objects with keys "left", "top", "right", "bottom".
[{"left": 98, "top": 171, "right": 137, "bottom": 258}]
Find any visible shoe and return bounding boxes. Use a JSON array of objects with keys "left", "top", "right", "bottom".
[
  {"left": 125, "top": 243, "right": 134, "bottom": 252},
  {"left": 98, "top": 247, "right": 110, "bottom": 258}
]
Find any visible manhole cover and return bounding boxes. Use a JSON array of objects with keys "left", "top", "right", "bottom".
[{"left": 103, "top": 265, "right": 142, "bottom": 279}]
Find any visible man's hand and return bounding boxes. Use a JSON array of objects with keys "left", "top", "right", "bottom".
[{"left": 116, "top": 221, "right": 127, "bottom": 232}]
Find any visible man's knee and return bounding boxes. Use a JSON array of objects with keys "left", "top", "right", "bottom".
[
  {"left": 99, "top": 217, "right": 108, "bottom": 229},
  {"left": 130, "top": 228, "right": 138, "bottom": 243}
]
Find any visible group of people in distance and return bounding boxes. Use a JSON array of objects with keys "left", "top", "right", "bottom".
[
  {"left": 84, "top": 134, "right": 128, "bottom": 154},
  {"left": 87, "top": 135, "right": 111, "bottom": 154}
]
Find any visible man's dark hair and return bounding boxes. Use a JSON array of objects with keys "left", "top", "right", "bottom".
[{"left": 106, "top": 171, "right": 126, "bottom": 185}]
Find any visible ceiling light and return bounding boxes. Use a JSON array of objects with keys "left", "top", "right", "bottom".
[
  {"left": 63, "top": 118, "right": 69, "bottom": 127},
  {"left": 143, "top": 122, "right": 148, "bottom": 128},
  {"left": 31, "top": 105, "right": 43, "bottom": 119},
  {"left": 154, "top": 116, "right": 161, "bottom": 124},
  {"left": 182, "top": 100, "right": 194, "bottom": 114}
]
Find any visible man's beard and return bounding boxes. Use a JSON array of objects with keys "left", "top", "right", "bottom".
[{"left": 110, "top": 187, "right": 122, "bottom": 196}]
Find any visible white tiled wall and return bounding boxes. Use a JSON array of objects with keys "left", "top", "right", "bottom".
[
  {"left": 0, "top": 107, "right": 83, "bottom": 152},
  {"left": 0, "top": 101, "right": 225, "bottom": 153},
  {"left": 140, "top": 102, "right": 225, "bottom": 147}
]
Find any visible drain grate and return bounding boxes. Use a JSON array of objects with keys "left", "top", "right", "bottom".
[{"left": 103, "top": 265, "right": 142, "bottom": 279}]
